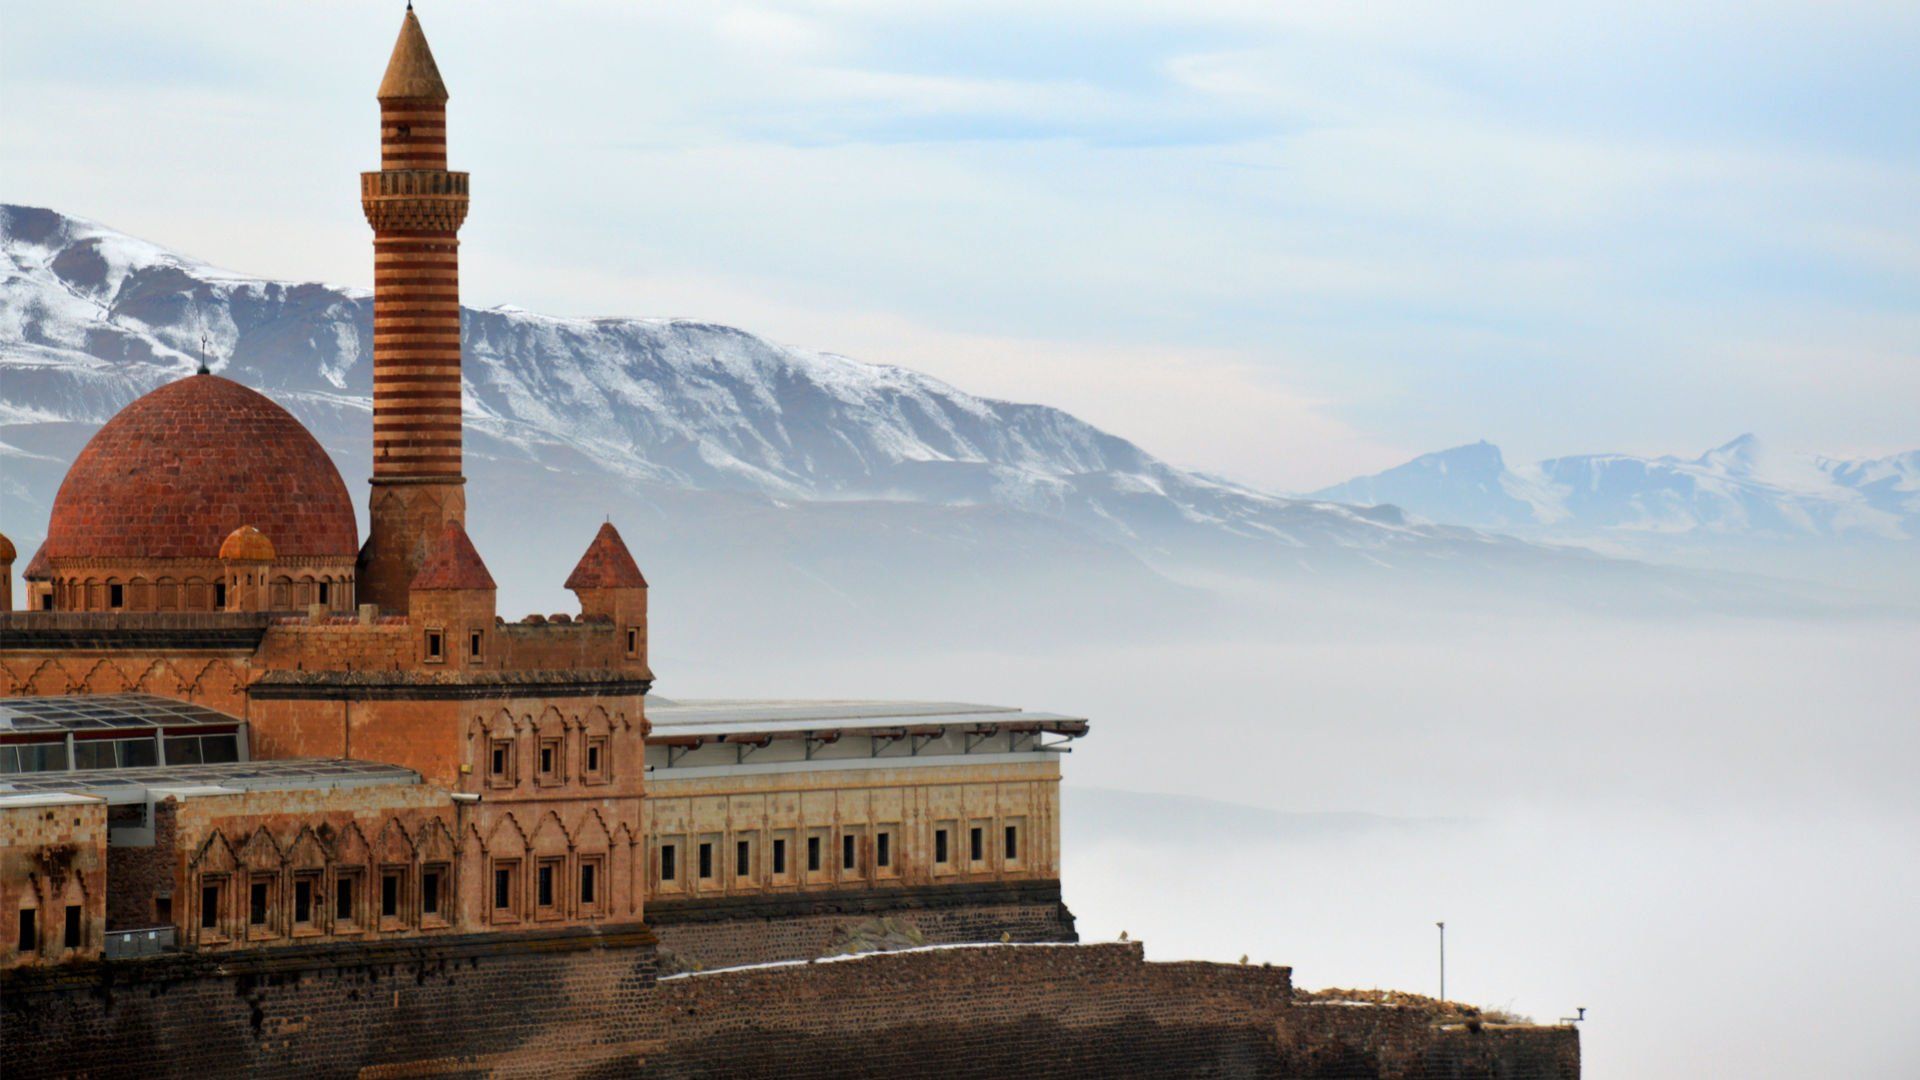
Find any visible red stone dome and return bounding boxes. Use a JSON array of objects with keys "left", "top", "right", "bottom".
[{"left": 44, "top": 375, "right": 358, "bottom": 561}]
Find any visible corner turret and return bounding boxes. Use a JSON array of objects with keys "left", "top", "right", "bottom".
[{"left": 565, "top": 522, "right": 648, "bottom": 667}]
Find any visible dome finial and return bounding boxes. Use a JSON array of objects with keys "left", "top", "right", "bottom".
[{"left": 197, "top": 331, "right": 211, "bottom": 375}]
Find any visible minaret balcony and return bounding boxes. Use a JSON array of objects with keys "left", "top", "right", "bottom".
[{"left": 361, "top": 170, "right": 470, "bottom": 233}]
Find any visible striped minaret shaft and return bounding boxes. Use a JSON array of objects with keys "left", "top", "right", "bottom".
[{"left": 357, "top": 9, "right": 470, "bottom": 612}]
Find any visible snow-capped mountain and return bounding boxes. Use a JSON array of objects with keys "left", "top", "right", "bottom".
[
  {"left": 1312, "top": 436, "right": 1920, "bottom": 543},
  {"left": 0, "top": 204, "right": 1532, "bottom": 588}
]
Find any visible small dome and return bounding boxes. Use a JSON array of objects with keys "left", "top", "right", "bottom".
[
  {"left": 0, "top": 532, "right": 14, "bottom": 563},
  {"left": 219, "top": 525, "right": 277, "bottom": 562},
  {"left": 21, "top": 545, "right": 50, "bottom": 580},
  {"left": 44, "top": 375, "right": 358, "bottom": 561}
]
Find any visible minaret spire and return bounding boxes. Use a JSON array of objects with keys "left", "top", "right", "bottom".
[{"left": 357, "top": 7, "right": 471, "bottom": 613}]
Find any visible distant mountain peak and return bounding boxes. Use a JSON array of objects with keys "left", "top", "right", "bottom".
[
  {"left": 1695, "top": 433, "right": 1763, "bottom": 475},
  {"left": 1312, "top": 430, "right": 1917, "bottom": 543}
]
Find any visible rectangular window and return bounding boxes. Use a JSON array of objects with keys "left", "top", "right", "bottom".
[
  {"left": 537, "top": 863, "right": 555, "bottom": 908},
  {"left": 214, "top": 582, "right": 228, "bottom": 608},
  {"left": 491, "top": 743, "right": 508, "bottom": 776},
  {"left": 736, "top": 839, "right": 752, "bottom": 879},
  {"left": 250, "top": 880, "right": 269, "bottom": 926},
  {"left": 202, "top": 883, "right": 221, "bottom": 929},
  {"left": 336, "top": 877, "right": 356, "bottom": 923},
  {"left": 626, "top": 628, "right": 639, "bottom": 657},
  {"left": 698, "top": 842, "right": 714, "bottom": 880},
  {"left": 935, "top": 829, "right": 950, "bottom": 865},
  {"left": 318, "top": 581, "right": 331, "bottom": 605},
  {"left": 538, "top": 740, "right": 559, "bottom": 779},
  {"left": 422, "top": 868, "right": 443, "bottom": 917},
  {"left": 64, "top": 905, "right": 81, "bottom": 949},
  {"left": 17, "top": 908, "right": 35, "bottom": 952},
  {"left": 494, "top": 866, "right": 513, "bottom": 911},
  {"left": 41, "top": 593, "right": 53, "bottom": 611},
  {"left": 842, "top": 834, "right": 856, "bottom": 872},
  {"left": 1005, "top": 825, "right": 1019, "bottom": 861},
  {"left": 970, "top": 826, "right": 984, "bottom": 863},
  {"left": 109, "top": 583, "right": 124, "bottom": 609},
  {"left": 580, "top": 863, "right": 596, "bottom": 906},
  {"left": 660, "top": 843, "right": 677, "bottom": 882},
  {"left": 381, "top": 872, "right": 401, "bottom": 919},
  {"left": 469, "top": 629, "right": 483, "bottom": 662},
  {"left": 293, "top": 879, "right": 313, "bottom": 925},
  {"left": 587, "top": 744, "right": 600, "bottom": 773},
  {"left": 807, "top": 835, "right": 821, "bottom": 872},
  {"left": 877, "top": 832, "right": 891, "bottom": 868},
  {"left": 425, "top": 629, "right": 444, "bottom": 662},
  {"left": 584, "top": 737, "right": 607, "bottom": 779},
  {"left": 772, "top": 838, "right": 787, "bottom": 876}
]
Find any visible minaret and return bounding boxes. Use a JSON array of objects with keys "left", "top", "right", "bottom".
[{"left": 357, "top": 7, "right": 471, "bottom": 612}]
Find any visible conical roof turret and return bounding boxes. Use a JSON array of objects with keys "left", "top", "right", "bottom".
[
  {"left": 565, "top": 522, "right": 648, "bottom": 590},
  {"left": 378, "top": 9, "right": 449, "bottom": 101}
]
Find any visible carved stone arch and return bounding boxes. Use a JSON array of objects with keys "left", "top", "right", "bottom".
[
  {"left": 581, "top": 705, "right": 612, "bottom": 735},
  {"left": 79, "top": 658, "right": 134, "bottom": 694},
  {"left": 238, "top": 826, "right": 284, "bottom": 872},
  {"left": 375, "top": 817, "right": 416, "bottom": 866},
  {"left": 191, "top": 830, "right": 240, "bottom": 874},
  {"left": 286, "top": 826, "right": 329, "bottom": 872},
  {"left": 484, "top": 812, "right": 529, "bottom": 857},
  {"left": 0, "top": 660, "right": 24, "bottom": 696},
  {"left": 574, "top": 808, "right": 613, "bottom": 855},
  {"left": 529, "top": 809, "right": 572, "bottom": 856},
  {"left": 134, "top": 659, "right": 189, "bottom": 697},
  {"left": 24, "top": 660, "right": 74, "bottom": 696},
  {"left": 190, "top": 661, "right": 245, "bottom": 707},
  {"left": 533, "top": 705, "right": 566, "bottom": 737},
  {"left": 330, "top": 821, "right": 372, "bottom": 869},
  {"left": 416, "top": 818, "right": 457, "bottom": 864}
]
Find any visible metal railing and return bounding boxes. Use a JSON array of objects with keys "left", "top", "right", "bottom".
[{"left": 104, "top": 925, "right": 176, "bottom": 959}]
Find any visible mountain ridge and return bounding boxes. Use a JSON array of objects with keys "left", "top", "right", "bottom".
[{"left": 1311, "top": 434, "right": 1920, "bottom": 545}]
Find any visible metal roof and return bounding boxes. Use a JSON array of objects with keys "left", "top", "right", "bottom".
[
  {"left": 646, "top": 698, "right": 1089, "bottom": 741},
  {"left": 0, "top": 758, "right": 418, "bottom": 802},
  {"left": 0, "top": 694, "right": 245, "bottom": 734}
]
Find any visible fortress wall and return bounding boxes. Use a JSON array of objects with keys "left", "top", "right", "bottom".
[
  {"left": 2, "top": 931, "right": 1579, "bottom": 1079},
  {"left": 651, "top": 941, "right": 1297, "bottom": 1078},
  {"left": 1280, "top": 1000, "right": 1583, "bottom": 1079},
  {"left": 0, "top": 925, "right": 663, "bottom": 1080},
  {"left": 653, "top": 941, "right": 1581, "bottom": 1080}
]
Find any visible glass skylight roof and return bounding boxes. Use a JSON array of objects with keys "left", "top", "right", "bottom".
[{"left": 0, "top": 694, "right": 244, "bottom": 733}]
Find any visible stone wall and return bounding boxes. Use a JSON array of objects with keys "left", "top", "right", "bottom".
[
  {"left": 652, "top": 942, "right": 1581, "bottom": 1080},
  {"left": 648, "top": 881, "right": 1076, "bottom": 971},
  {"left": 0, "top": 924, "right": 663, "bottom": 1080},
  {"left": 1280, "top": 999, "right": 1583, "bottom": 1078},
  {"left": 652, "top": 941, "right": 1295, "bottom": 1078}
]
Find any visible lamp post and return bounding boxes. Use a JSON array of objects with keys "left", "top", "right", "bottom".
[{"left": 1436, "top": 921, "right": 1446, "bottom": 1003}]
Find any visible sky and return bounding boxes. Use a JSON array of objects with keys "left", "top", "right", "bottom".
[{"left": 4, "top": 0, "right": 1918, "bottom": 491}]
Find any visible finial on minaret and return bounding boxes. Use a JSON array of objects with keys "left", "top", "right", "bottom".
[
  {"left": 379, "top": 4, "right": 448, "bottom": 102},
  {"left": 197, "top": 331, "right": 211, "bottom": 375}
]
